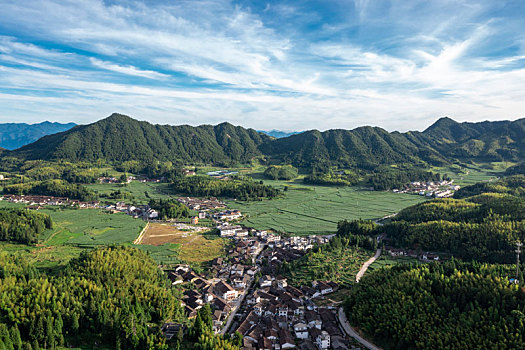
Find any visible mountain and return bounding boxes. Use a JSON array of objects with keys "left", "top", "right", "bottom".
[
  {"left": 11, "top": 113, "right": 270, "bottom": 165},
  {"left": 416, "top": 117, "right": 525, "bottom": 161},
  {"left": 260, "top": 126, "right": 447, "bottom": 169},
  {"left": 258, "top": 130, "right": 301, "bottom": 138},
  {"left": 7, "top": 114, "right": 525, "bottom": 169},
  {"left": 0, "top": 121, "right": 76, "bottom": 150}
]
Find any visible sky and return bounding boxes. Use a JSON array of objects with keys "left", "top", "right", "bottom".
[{"left": 0, "top": 0, "right": 524, "bottom": 132}]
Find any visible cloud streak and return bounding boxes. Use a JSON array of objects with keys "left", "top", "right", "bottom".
[{"left": 0, "top": 0, "right": 523, "bottom": 131}]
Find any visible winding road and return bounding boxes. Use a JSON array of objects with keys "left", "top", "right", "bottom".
[
  {"left": 336, "top": 248, "right": 383, "bottom": 350},
  {"left": 355, "top": 248, "right": 381, "bottom": 283}
]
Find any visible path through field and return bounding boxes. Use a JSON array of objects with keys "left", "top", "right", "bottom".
[
  {"left": 355, "top": 249, "right": 381, "bottom": 282},
  {"left": 337, "top": 248, "right": 383, "bottom": 350}
]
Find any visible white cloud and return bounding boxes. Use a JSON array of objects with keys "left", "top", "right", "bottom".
[{"left": 0, "top": 0, "right": 523, "bottom": 130}]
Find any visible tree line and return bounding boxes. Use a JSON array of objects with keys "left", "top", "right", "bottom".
[
  {"left": 169, "top": 176, "right": 280, "bottom": 201},
  {"left": 3, "top": 180, "right": 97, "bottom": 201}
]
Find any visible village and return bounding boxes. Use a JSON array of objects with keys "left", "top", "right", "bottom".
[
  {"left": 392, "top": 179, "right": 460, "bottom": 198},
  {"left": 159, "top": 200, "right": 363, "bottom": 350}
]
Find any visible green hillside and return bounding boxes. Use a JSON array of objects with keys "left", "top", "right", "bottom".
[{"left": 6, "top": 114, "right": 525, "bottom": 171}]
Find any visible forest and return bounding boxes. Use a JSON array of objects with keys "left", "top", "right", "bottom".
[
  {"left": 263, "top": 165, "right": 298, "bottom": 180},
  {"left": 169, "top": 176, "right": 280, "bottom": 200},
  {"left": 367, "top": 167, "right": 442, "bottom": 190},
  {"left": 3, "top": 180, "right": 97, "bottom": 201},
  {"left": 0, "top": 208, "right": 52, "bottom": 244},
  {"left": 337, "top": 176, "right": 525, "bottom": 263},
  {"left": 0, "top": 247, "right": 241, "bottom": 350},
  {"left": 303, "top": 169, "right": 359, "bottom": 186},
  {"left": 149, "top": 199, "right": 190, "bottom": 220},
  {"left": 344, "top": 261, "right": 525, "bottom": 349}
]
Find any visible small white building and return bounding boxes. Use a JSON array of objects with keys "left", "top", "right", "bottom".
[{"left": 294, "top": 323, "right": 308, "bottom": 339}]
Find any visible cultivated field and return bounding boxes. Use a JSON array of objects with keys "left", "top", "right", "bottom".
[
  {"left": 229, "top": 184, "right": 426, "bottom": 235},
  {"left": 286, "top": 247, "right": 373, "bottom": 288},
  {"left": 40, "top": 208, "right": 145, "bottom": 246},
  {"left": 366, "top": 255, "right": 421, "bottom": 273},
  {"left": 138, "top": 223, "right": 226, "bottom": 265}
]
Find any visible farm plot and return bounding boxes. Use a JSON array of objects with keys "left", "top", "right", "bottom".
[
  {"left": 41, "top": 208, "right": 145, "bottom": 246},
  {"left": 229, "top": 184, "right": 426, "bottom": 235},
  {"left": 286, "top": 247, "right": 373, "bottom": 288},
  {"left": 138, "top": 223, "right": 226, "bottom": 265}
]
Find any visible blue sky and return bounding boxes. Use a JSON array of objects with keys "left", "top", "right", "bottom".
[{"left": 0, "top": 0, "right": 524, "bottom": 131}]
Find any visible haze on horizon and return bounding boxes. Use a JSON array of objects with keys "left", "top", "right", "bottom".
[{"left": 0, "top": 0, "right": 524, "bottom": 132}]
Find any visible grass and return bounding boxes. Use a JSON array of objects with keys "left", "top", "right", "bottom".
[
  {"left": 228, "top": 182, "right": 426, "bottom": 235},
  {"left": 431, "top": 162, "right": 507, "bottom": 187},
  {"left": 286, "top": 247, "right": 373, "bottom": 288},
  {"left": 40, "top": 208, "right": 145, "bottom": 247},
  {"left": 132, "top": 243, "right": 182, "bottom": 266},
  {"left": 367, "top": 255, "right": 421, "bottom": 273}
]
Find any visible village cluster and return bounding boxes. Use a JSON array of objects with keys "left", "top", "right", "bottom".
[
  {"left": 392, "top": 179, "right": 460, "bottom": 198},
  {"left": 163, "top": 226, "right": 362, "bottom": 350}
]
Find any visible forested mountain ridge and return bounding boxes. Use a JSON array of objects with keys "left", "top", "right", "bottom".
[
  {"left": 0, "top": 121, "right": 76, "bottom": 150},
  {"left": 416, "top": 116, "right": 525, "bottom": 161},
  {"left": 12, "top": 113, "right": 270, "bottom": 165},
  {"left": 6, "top": 114, "right": 525, "bottom": 168}
]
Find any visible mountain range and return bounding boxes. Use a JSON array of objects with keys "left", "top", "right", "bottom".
[
  {"left": 3, "top": 114, "right": 525, "bottom": 169},
  {"left": 0, "top": 121, "right": 76, "bottom": 150},
  {"left": 258, "top": 130, "right": 301, "bottom": 138}
]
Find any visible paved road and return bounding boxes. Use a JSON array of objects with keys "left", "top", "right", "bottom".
[
  {"left": 338, "top": 308, "right": 381, "bottom": 350},
  {"left": 355, "top": 248, "right": 381, "bottom": 283},
  {"left": 339, "top": 248, "right": 383, "bottom": 349}
]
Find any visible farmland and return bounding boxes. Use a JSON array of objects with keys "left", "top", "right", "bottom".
[
  {"left": 229, "top": 183, "right": 426, "bottom": 235},
  {"left": 138, "top": 223, "right": 227, "bottom": 266},
  {"left": 285, "top": 247, "right": 373, "bottom": 288},
  {"left": 40, "top": 208, "right": 145, "bottom": 246},
  {"left": 366, "top": 254, "right": 422, "bottom": 273}
]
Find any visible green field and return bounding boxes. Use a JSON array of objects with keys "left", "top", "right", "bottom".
[
  {"left": 40, "top": 208, "right": 145, "bottom": 246},
  {"left": 286, "top": 247, "right": 373, "bottom": 288},
  {"left": 229, "top": 182, "right": 426, "bottom": 234},
  {"left": 367, "top": 254, "right": 422, "bottom": 273},
  {"left": 431, "top": 162, "right": 507, "bottom": 187}
]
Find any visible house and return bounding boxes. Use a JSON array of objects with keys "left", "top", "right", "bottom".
[
  {"left": 247, "top": 291, "right": 261, "bottom": 305},
  {"left": 260, "top": 275, "right": 274, "bottom": 288},
  {"left": 161, "top": 323, "right": 183, "bottom": 340},
  {"left": 311, "top": 329, "right": 330, "bottom": 349},
  {"left": 214, "top": 281, "right": 238, "bottom": 301},
  {"left": 277, "top": 304, "right": 288, "bottom": 317},
  {"left": 422, "top": 253, "right": 440, "bottom": 261},
  {"left": 279, "top": 329, "right": 296, "bottom": 349},
  {"left": 305, "top": 311, "right": 322, "bottom": 329},
  {"left": 294, "top": 323, "right": 309, "bottom": 339},
  {"left": 277, "top": 276, "right": 288, "bottom": 289}
]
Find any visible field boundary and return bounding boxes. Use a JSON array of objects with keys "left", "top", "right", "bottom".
[
  {"left": 277, "top": 208, "right": 339, "bottom": 223},
  {"left": 133, "top": 222, "right": 149, "bottom": 244}
]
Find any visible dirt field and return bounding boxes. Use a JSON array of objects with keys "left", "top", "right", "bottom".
[{"left": 139, "top": 223, "right": 227, "bottom": 264}]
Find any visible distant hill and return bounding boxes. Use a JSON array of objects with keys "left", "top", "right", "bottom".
[
  {"left": 7, "top": 114, "right": 525, "bottom": 169},
  {"left": 0, "top": 121, "right": 76, "bottom": 150},
  {"left": 258, "top": 130, "right": 301, "bottom": 138},
  {"left": 11, "top": 114, "right": 270, "bottom": 165}
]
